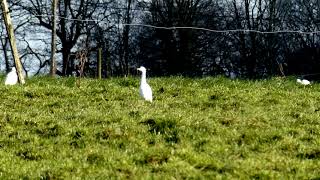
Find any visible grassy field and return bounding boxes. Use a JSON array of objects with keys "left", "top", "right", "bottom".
[{"left": 0, "top": 76, "right": 319, "bottom": 179}]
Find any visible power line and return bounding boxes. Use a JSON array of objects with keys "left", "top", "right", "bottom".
[
  {"left": 123, "top": 24, "right": 320, "bottom": 34},
  {"left": 31, "top": 15, "right": 320, "bottom": 35}
]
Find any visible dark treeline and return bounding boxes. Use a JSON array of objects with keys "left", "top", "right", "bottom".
[{"left": 1, "top": 0, "right": 320, "bottom": 78}]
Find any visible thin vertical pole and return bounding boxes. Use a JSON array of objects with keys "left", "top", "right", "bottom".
[
  {"left": 50, "top": 0, "right": 58, "bottom": 76},
  {"left": 1, "top": 0, "right": 25, "bottom": 84}
]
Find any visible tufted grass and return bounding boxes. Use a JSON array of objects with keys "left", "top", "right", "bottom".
[{"left": 0, "top": 75, "right": 319, "bottom": 178}]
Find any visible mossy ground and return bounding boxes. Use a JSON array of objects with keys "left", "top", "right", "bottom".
[{"left": 0, "top": 76, "right": 319, "bottom": 179}]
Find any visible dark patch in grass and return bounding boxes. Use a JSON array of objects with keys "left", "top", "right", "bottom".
[
  {"left": 72, "top": 131, "right": 84, "bottom": 139},
  {"left": 300, "top": 136, "right": 314, "bottom": 142},
  {"left": 309, "top": 128, "right": 318, "bottom": 135},
  {"left": 250, "top": 173, "right": 270, "bottom": 179},
  {"left": 144, "top": 154, "right": 169, "bottom": 165},
  {"left": 118, "top": 79, "right": 137, "bottom": 87},
  {"left": 44, "top": 91, "right": 64, "bottom": 98},
  {"left": 209, "top": 95, "right": 218, "bottom": 100},
  {"left": 158, "top": 87, "right": 165, "bottom": 93},
  {"left": 129, "top": 111, "right": 140, "bottom": 118},
  {"left": 148, "top": 139, "right": 155, "bottom": 145},
  {"left": 116, "top": 168, "right": 132, "bottom": 178},
  {"left": 40, "top": 170, "right": 62, "bottom": 180},
  {"left": 194, "top": 140, "right": 208, "bottom": 152},
  {"left": 87, "top": 153, "right": 104, "bottom": 164},
  {"left": 5, "top": 114, "right": 11, "bottom": 123},
  {"left": 201, "top": 102, "right": 216, "bottom": 109},
  {"left": 20, "top": 175, "right": 31, "bottom": 180},
  {"left": 262, "top": 97, "right": 279, "bottom": 105},
  {"left": 297, "top": 150, "right": 320, "bottom": 159},
  {"left": 36, "top": 124, "right": 63, "bottom": 138},
  {"left": 47, "top": 102, "right": 61, "bottom": 108},
  {"left": 165, "top": 130, "right": 179, "bottom": 144},
  {"left": 195, "top": 164, "right": 218, "bottom": 171},
  {"left": 287, "top": 130, "right": 299, "bottom": 137},
  {"left": 195, "top": 164, "right": 233, "bottom": 174},
  {"left": 24, "top": 120, "right": 37, "bottom": 127},
  {"left": 140, "top": 118, "right": 180, "bottom": 144},
  {"left": 63, "top": 114, "right": 77, "bottom": 121},
  {"left": 118, "top": 142, "right": 126, "bottom": 149},
  {"left": 290, "top": 112, "right": 301, "bottom": 119},
  {"left": 96, "top": 128, "right": 126, "bottom": 142},
  {"left": 271, "top": 135, "right": 283, "bottom": 141},
  {"left": 114, "top": 96, "right": 124, "bottom": 101},
  {"left": 172, "top": 93, "right": 179, "bottom": 97},
  {"left": 260, "top": 134, "right": 283, "bottom": 143},
  {"left": 96, "top": 131, "right": 110, "bottom": 140},
  {"left": 0, "top": 140, "right": 14, "bottom": 148},
  {"left": 24, "top": 92, "right": 36, "bottom": 99},
  {"left": 236, "top": 134, "right": 246, "bottom": 146},
  {"left": 141, "top": 118, "right": 175, "bottom": 134},
  {"left": 236, "top": 133, "right": 259, "bottom": 146},
  {"left": 195, "top": 164, "right": 222, "bottom": 172},
  {"left": 70, "top": 139, "right": 86, "bottom": 148},
  {"left": 220, "top": 118, "right": 233, "bottom": 126},
  {"left": 8, "top": 131, "right": 19, "bottom": 138},
  {"left": 16, "top": 149, "right": 41, "bottom": 161},
  {"left": 221, "top": 102, "right": 240, "bottom": 111},
  {"left": 70, "top": 130, "right": 86, "bottom": 148},
  {"left": 140, "top": 119, "right": 156, "bottom": 126}
]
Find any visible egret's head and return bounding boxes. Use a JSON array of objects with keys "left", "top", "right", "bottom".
[
  {"left": 137, "top": 66, "right": 147, "bottom": 72},
  {"left": 11, "top": 67, "right": 16, "bottom": 71}
]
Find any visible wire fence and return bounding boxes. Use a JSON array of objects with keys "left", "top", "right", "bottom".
[{"left": 27, "top": 14, "right": 320, "bottom": 35}]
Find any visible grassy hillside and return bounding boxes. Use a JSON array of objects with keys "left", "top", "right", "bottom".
[{"left": 0, "top": 76, "right": 319, "bottom": 179}]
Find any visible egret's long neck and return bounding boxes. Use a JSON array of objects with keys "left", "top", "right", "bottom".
[{"left": 141, "top": 71, "right": 147, "bottom": 84}]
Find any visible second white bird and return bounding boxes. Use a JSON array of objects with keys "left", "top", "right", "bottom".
[
  {"left": 5, "top": 67, "right": 18, "bottom": 85},
  {"left": 297, "top": 78, "right": 311, "bottom": 85}
]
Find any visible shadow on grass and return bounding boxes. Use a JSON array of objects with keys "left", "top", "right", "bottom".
[{"left": 140, "top": 118, "right": 180, "bottom": 144}]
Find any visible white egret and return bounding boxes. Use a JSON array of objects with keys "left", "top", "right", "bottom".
[
  {"left": 297, "top": 78, "right": 311, "bottom": 85},
  {"left": 5, "top": 67, "right": 18, "bottom": 85},
  {"left": 137, "top": 66, "right": 153, "bottom": 102}
]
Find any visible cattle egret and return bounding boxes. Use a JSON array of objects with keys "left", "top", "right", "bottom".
[
  {"left": 297, "top": 78, "right": 311, "bottom": 85},
  {"left": 5, "top": 67, "right": 18, "bottom": 85},
  {"left": 137, "top": 66, "right": 152, "bottom": 102}
]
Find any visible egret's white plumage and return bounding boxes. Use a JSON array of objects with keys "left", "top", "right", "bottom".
[
  {"left": 5, "top": 67, "right": 18, "bottom": 85},
  {"left": 137, "top": 66, "right": 152, "bottom": 102},
  {"left": 297, "top": 78, "right": 311, "bottom": 85}
]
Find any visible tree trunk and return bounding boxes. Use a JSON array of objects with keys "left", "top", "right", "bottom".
[
  {"left": 122, "top": 0, "right": 133, "bottom": 76},
  {"left": 1, "top": 0, "right": 25, "bottom": 84},
  {"left": 1, "top": 37, "right": 10, "bottom": 73},
  {"left": 50, "top": 0, "right": 58, "bottom": 76},
  {"left": 62, "top": 45, "right": 72, "bottom": 75}
]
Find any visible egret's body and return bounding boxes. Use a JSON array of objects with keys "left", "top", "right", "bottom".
[
  {"left": 5, "top": 67, "right": 18, "bottom": 85},
  {"left": 137, "top": 66, "right": 152, "bottom": 102},
  {"left": 297, "top": 78, "right": 311, "bottom": 85}
]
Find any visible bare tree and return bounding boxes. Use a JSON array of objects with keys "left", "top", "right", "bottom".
[{"left": 19, "top": 0, "right": 114, "bottom": 76}]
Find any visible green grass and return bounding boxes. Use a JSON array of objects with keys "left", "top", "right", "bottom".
[{"left": 0, "top": 76, "right": 319, "bottom": 178}]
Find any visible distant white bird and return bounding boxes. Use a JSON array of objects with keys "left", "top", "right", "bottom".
[
  {"left": 5, "top": 67, "right": 18, "bottom": 85},
  {"left": 137, "top": 66, "right": 152, "bottom": 102},
  {"left": 297, "top": 78, "right": 311, "bottom": 85}
]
